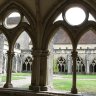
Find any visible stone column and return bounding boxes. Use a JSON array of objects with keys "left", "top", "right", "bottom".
[
  {"left": 86, "top": 60, "right": 90, "bottom": 74},
  {"left": 15, "top": 56, "right": 18, "bottom": 73},
  {"left": 29, "top": 50, "right": 41, "bottom": 91},
  {"left": 39, "top": 50, "right": 49, "bottom": 91},
  {"left": 71, "top": 51, "right": 78, "bottom": 94},
  {"left": 67, "top": 55, "right": 71, "bottom": 74},
  {"left": 4, "top": 55, "right": 7, "bottom": 74},
  {"left": 3, "top": 51, "right": 14, "bottom": 88}
]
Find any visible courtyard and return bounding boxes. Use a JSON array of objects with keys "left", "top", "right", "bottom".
[
  {"left": 53, "top": 74, "right": 96, "bottom": 96},
  {"left": 0, "top": 73, "right": 96, "bottom": 96}
]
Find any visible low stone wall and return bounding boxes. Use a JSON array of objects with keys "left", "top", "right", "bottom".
[{"left": 0, "top": 88, "right": 82, "bottom": 96}]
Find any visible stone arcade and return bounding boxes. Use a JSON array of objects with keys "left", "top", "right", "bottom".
[
  {"left": 0, "top": 0, "right": 96, "bottom": 96},
  {"left": 52, "top": 28, "right": 96, "bottom": 74},
  {"left": 0, "top": 32, "right": 32, "bottom": 73}
]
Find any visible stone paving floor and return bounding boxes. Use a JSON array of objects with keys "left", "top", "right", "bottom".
[{"left": 81, "top": 93, "right": 96, "bottom": 96}]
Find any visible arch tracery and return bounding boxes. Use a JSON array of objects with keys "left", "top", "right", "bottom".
[
  {"left": 0, "top": 0, "right": 96, "bottom": 95},
  {"left": 44, "top": 1, "right": 96, "bottom": 94},
  {"left": 0, "top": 1, "right": 36, "bottom": 89}
]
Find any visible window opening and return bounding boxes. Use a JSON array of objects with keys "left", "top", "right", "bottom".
[
  {"left": 12, "top": 31, "right": 32, "bottom": 89},
  {"left": 54, "top": 13, "right": 63, "bottom": 23},
  {"left": 65, "top": 7, "right": 86, "bottom": 25},
  {"left": 77, "top": 30, "right": 96, "bottom": 93},
  {"left": 23, "top": 56, "right": 32, "bottom": 72},
  {"left": 90, "top": 64, "right": 93, "bottom": 73},
  {"left": 57, "top": 57, "right": 67, "bottom": 73},
  {"left": 4, "top": 11, "right": 21, "bottom": 29},
  {"left": 0, "top": 33, "right": 8, "bottom": 88},
  {"left": 76, "top": 56, "right": 85, "bottom": 73},
  {"left": 91, "top": 58, "right": 96, "bottom": 73},
  {"left": 88, "top": 13, "right": 96, "bottom": 22},
  {"left": 94, "top": 65, "right": 96, "bottom": 72},
  {"left": 22, "top": 16, "right": 30, "bottom": 25},
  {"left": 48, "top": 28, "right": 72, "bottom": 91}
]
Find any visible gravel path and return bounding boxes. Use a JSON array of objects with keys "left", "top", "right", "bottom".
[{"left": 12, "top": 76, "right": 31, "bottom": 88}]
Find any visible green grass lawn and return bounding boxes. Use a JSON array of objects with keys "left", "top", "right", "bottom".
[
  {"left": 77, "top": 80, "right": 96, "bottom": 92},
  {"left": 0, "top": 73, "right": 96, "bottom": 93},
  {"left": 1, "top": 76, "right": 26, "bottom": 82},
  {"left": 56, "top": 74, "right": 96, "bottom": 79},
  {"left": 53, "top": 79, "right": 96, "bottom": 92},
  {"left": 12, "top": 73, "right": 31, "bottom": 76},
  {"left": 0, "top": 73, "right": 31, "bottom": 82},
  {"left": 53, "top": 79, "right": 72, "bottom": 91},
  {"left": 53, "top": 74, "right": 96, "bottom": 93},
  {"left": 0, "top": 73, "right": 31, "bottom": 86}
]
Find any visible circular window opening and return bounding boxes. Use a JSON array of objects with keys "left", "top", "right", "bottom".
[
  {"left": 4, "top": 11, "right": 21, "bottom": 29},
  {"left": 65, "top": 7, "right": 86, "bottom": 26}
]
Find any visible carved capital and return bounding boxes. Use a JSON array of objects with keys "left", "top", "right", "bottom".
[
  {"left": 32, "top": 50, "right": 49, "bottom": 57},
  {"left": 71, "top": 51, "right": 78, "bottom": 58},
  {"left": 41, "top": 50, "right": 49, "bottom": 57},
  {"left": 7, "top": 51, "right": 14, "bottom": 57}
]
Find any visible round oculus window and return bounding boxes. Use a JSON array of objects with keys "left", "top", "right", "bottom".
[
  {"left": 65, "top": 7, "right": 86, "bottom": 26},
  {"left": 4, "top": 12, "right": 21, "bottom": 29}
]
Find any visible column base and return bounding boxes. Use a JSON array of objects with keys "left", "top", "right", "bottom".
[
  {"left": 29, "top": 85, "right": 40, "bottom": 92},
  {"left": 3, "top": 83, "right": 13, "bottom": 88},
  {"left": 71, "top": 87, "right": 78, "bottom": 94},
  {"left": 40, "top": 86, "right": 48, "bottom": 91}
]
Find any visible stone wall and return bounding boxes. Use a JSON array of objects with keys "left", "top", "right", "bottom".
[{"left": 52, "top": 46, "right": 96, "bottom": 74}]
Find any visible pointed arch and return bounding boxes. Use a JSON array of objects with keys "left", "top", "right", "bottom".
[
  {"left": 14, "top": 31, "right": 32, "bottom": 50},
  {"left": 77, "top": 29, "right": 96, "bottom": 74},
  {"left": 57, "top": 56, "right": 67, "bottom": 73},
  {"left": 13, "top": 31, "right": 33, "bottom": 73},
  {"left": 12, "top": 27, "right": 35, "bottom": 51},
  {"left": 53, "top": 28, "right": 72, "bottom": 45},
  {"left": 44, "top": 22, "right": 73, "bottom": 50},
  {"left": 76, "top": 23, "right": 96, "bottom": 45},
  {"left": 0, "top": 1, "right": 36, "bottom": 51},
  {"left": 78, "top": 30, "right": 96, "bottom": 44},
  {"left": 77, "top": 56, "right": 84, "bottom": 64},
  {"left": 77, "top": 28, "right": 96, "bottom": 52},
  {"left": 23, "top": 56, "right": 32, "bottom": 72},
  {"left": 44, "top": 0, "right": 96, "bottom": 27},
  {"left": 0, "top": 0, "right": 36, "bottom": 27},
  {"left": 43, "top": 0, "right": 96, "bottom": 51},
  {"left": 57, "top": 57, "right": 66, "bottom": 65}
]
